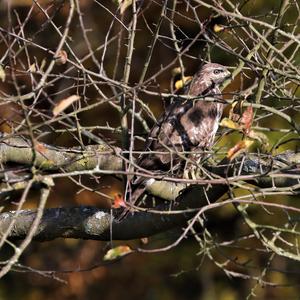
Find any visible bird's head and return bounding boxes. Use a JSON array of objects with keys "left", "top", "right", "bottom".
[
  {"left": 200, "top": 63, "right": 231, "bottom": 86},
  {"left": 188, "top": 62, "right": 231, "bottom": 96}
]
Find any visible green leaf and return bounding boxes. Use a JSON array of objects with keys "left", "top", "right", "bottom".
[
  {"left": 103, "top": 245, "right": 132, "bottom": 261},
  {"left": 220, "top": 118, "right": 240, "bottom": 130}
]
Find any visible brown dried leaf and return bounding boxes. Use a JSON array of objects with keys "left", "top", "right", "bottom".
[
  {"left": 55, "top": 50, "right": 68, "bottom": 65},
  {"left": 112, "top": 193, "right": 126, "bottom": 209},
  {"left": 53, "top": 95, "right": 80, "bottom": 116},
  {"left": 103, "top": 245, "right": 132, "bottom": 261},
  {"left": 140, "top": 237, "right": 149, "bottom": 245},
  {"left": 241, "top": 106, "right": 253, "bottom": 134},
  {"left": 35, "top": 142, "right": 47, "bottom": 154}
]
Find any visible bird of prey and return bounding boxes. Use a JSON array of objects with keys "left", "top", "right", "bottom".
[{"left": 128, "top": 63, "right": 231, "bottom": 204}]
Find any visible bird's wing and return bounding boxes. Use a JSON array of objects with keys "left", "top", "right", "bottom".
[{"left": 139, "top": 100, "right": 184, "bottom": 168}]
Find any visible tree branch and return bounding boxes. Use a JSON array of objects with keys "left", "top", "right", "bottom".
[
  {"left": 0, "top": 134, "right": 122, "bottom": 172},
  {"left": 0, "top": 184, "right": 228, "bottom": 241},
  {"left": 0, "top": 134, "right": 299, "bottom": 241}
]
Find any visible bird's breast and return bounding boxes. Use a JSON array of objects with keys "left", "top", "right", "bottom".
[{"left": 180, "top": 101, "right": 224, "bottom": 148}]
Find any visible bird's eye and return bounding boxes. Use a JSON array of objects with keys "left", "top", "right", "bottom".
[{"left": 214, "top": 69, "right": 223, "bottom": 74}]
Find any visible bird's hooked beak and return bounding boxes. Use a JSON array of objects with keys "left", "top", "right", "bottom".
[{"left": 225, "top": 69, "right": 232, "bottom": 81}]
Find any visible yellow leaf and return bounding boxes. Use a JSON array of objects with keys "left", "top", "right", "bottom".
[
  {"left": 175, "top": 76, "right": 192, "bottom": 89},
  {"left": 244, "top": 138, "right": 254, "bottom": 148},
  {"left": 40, "top": 59, "right": 47, "bottom": 72},
  {"left": 115, "top": 0, "right": 132, "bottom": 15},
  {"left": 171, "top": 67, "right": 182, "bottom": 76},
  {"left": 53, "top": 95, "right": 80, "bottom": 116},
  {"left": 248, "top": 130, "right": 269, "bottom": 151},
  {"left": 229, "top": 100, "right": 244, "bottom": 121},
  {"left": 103, "top": 245, "right": 132, "bottom": 261},
  {"left": 29, "top": 63, "right": 36, "bottom": 73},
  {"left": 0, "top": 65, "right": 5, "bottom": 82},
  {"left": 213, "top": 24, "right": 225, "bottom": 33},
  {"left": 220, "top": 118, "right": 240, "bottom": 130}
]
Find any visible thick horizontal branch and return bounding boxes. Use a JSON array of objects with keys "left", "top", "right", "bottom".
[
  {"left": 0, "top": 184, "right": 228, "bottom": 241},
  {"left": 146, "top": 152, "right": 300, "bottom": 201},
  {"left": 0, "top": 135, "right": 299, "bottom": 241},
  {"left": 0, "top": 134, "right": 122, "bottom": 172},
  {"left": 2, "top": 155, "right": 299, "bottom": 241},
  {"left": 0, "top": 135, "right": 299, "bottom": 188}
]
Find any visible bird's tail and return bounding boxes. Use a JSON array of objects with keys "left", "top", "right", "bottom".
[{"left": 116, "top": 177, "right": 146, "bottom": 220}]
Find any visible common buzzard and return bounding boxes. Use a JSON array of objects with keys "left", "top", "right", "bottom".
[{"left": 129, "top": 63, "right": 231, "bottom": 203}]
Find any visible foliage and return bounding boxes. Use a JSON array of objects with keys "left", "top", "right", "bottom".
[{"left": 0, "top": 0, "right": 299, "bottom": 299}]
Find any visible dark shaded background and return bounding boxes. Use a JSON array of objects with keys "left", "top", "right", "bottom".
[{"left": 0, "top": 0, "right": 299, "bottom": 299}]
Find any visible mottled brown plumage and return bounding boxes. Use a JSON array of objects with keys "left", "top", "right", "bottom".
[
  {"left": 129, "top": 63, "right": 231, "bottom": 203},
  {"left": 139, "top": 63, "right": 230, "bottom": 171}
]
